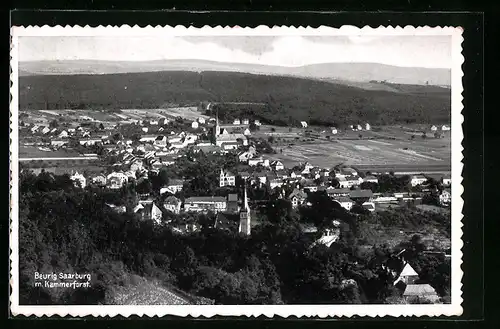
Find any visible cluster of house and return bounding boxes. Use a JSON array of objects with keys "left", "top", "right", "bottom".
[
  {"left": 349, "top": 123, "right": 371, "bottom": 131},
  {"left": 228, "top": 118, "right": 260, "bottom": 126},
  {"left": 23, "top": 123, "right": 107, "bottom": 147},
  {"left": 390, "top": 261, "right": 441, "bottom": 304}
]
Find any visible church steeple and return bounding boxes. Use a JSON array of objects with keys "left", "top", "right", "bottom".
[
  {"left": 239, "top": 183, "right": 251, "bottom": 236},
  {"left": 215, "top": 108, "right": 220, "bottom": 137}
]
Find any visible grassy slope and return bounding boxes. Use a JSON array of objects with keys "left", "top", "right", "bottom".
[{"left": 19, "top": 70, "right": 451, "bottom": 125}]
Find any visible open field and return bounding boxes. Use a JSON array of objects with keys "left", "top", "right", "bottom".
[
  {"left": 266, "top": 125, "right": 451, "bottom": 171},
  {"left": 18, "top": 145, "right": 82, "bottom": 158}
]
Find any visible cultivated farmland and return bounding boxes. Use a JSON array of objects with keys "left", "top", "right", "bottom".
[{"left": 266, "top": 125, "right": 451, "bottom": 172}]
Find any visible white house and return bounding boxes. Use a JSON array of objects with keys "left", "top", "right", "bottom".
[
  {"left": 107, "top": 172, "right": 128, "bottom": 189},
  {"left": 160, "top": 179, "right": 184, "bottom": 194},
  {"left": 288, "top": 188, "right": 308, "bottom": 208},
  {"left": 30, "top": 125, "right": 40, "bottom": 133},
  {"left": 184, "top": 134, "right": 198, "bottom": 145},
  {"left": 338, "top": 176, "right": 363, "bottom": 188},
  {"left": 271, "top": 160, "right": 284, "bottom": 171},
  {"left": 442, "top": 176, "right": 451, "bottom": 186},
  {"left": 164, "top": 196, "right": 182, "bottom": 214},
  {"left": 238, "top": 150, "right": 254, "bottom": 162},
  {"left": 219, "top": 169, "right": 236, "bottom": 187},
  {"left": 365, "top": 123, "right": 371, "bottom": 131},
  {"left": 198, "top": 117, "right": 206, "bottom": 124},
  {"left": 243, "top": 128, "right": 251, "bottom": 136},
  {"left": 233, "top": 119, "right": 241, "bottom": 125},
  {"left": 242, "top": 119, "right": 250, "bottom": 125},
  {"left": 410, "top": 175, "right": 428, "bottom": 187},
  {"left": 268, "top": 178, "right": 284, "bottom": 190},
  {"left": 91, "top": 175, "right": 107, "bottom": 186},
  {"left": 149, "top": 120, "right": 159, "bottom": 125},
  {"left": 70, "top": 172, "right": 86, "bottom": 188},
  {"left": 439, "top": 188, "right": 451, "bottom": 205},
  {"left": 41, "top": 126, "right": 51, "bottom": 135},
  {"left": 254, "top": 119, "right": 261, "bottom": 126},
  {"left": 332, "top": 197, "right": 354, "bottom": 211},
  {"left": 79, "top": 138, "right": 102, "bottom": 146},
  {"left": 142, "top": 127, "right": 149, "bottom": 133},
  {"left": 357, "top": 124, "right": 363, "bottom": 131},
  {"left": 430, "top": 125, "right": 438, "bottom": 131},
  {"left": 191, "top": 121, "right": 199, "bottom": 129},
  {"left": 154, "top": 135, "right": 168, "bottom": 147},
  {"left": 58, "top": 130, "right": 69, "bottom": 138},
  {"left": 300, "top": 121, "right": 308, "bottom": 128},
  {"left": 315, "top": 228, "right": 340, "bottom": 248},
  {"left": 248, "top": 157, "right": 269, "bottom": 167},
  {"left": 331, "top": 128, "right": 338, "bottom": 135},
  {"left": 441, "top": 125, "right": 451, "bottom": 131},
  {"left": 362, "top": 202, "right": 376, "bottom": 212},
  {"left": 393, "top": 263, "right": 420, "bottom": 286}
]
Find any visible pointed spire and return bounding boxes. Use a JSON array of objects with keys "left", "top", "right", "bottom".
[{"left": 243, "top": 181, "right": 249, "bottom": 211}]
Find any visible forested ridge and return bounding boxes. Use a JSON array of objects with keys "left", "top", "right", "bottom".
[
  {"left": 19, "top": 170, "right": 451, "bottom": 305},
  {"left": 19, "top": 71, "right": 451, "bottom": 126}
]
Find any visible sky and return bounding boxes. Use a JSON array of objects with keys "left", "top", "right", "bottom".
[{"left": 18, "top": 35, "right": 452, "bottom": 69}]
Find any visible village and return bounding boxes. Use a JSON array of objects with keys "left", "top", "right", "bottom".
[{"left": 18, "top": 107, "right": 452, "bottom": 304}]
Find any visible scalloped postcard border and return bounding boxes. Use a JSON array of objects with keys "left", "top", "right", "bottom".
[{"left": 9, "top": 25, "right": 464, "bottom": 318}]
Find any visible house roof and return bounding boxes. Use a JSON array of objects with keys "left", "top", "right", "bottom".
[
  {"left": 164, "top": 196, "right": 181, "bottom": 205},
  {"left": 403, "top": 284, "right": 438, "bottom": 297},
  {"left": 399, "top": 263, "right": 419, "bottom": 276},
  {"left": 185, "top": 196, "right": 226, "bottom": 203},
  {"left": 217, "top": 134, "right": 246, "bottom": 141},
  {"left": 289, "top": 188, "right": 307, "bottom": 199},
  {"left": 349, "top": 189, "right": 373, "bottom": 199},
  {"left": 214, "top": 213, "right": 239, "bottom": 231},
  {"left": 333, "top": 196, "right": 354, "bottom": 203},
  {"left": 227, "top": 193, "right": 238, "bottom": 202},
  {"left": 221, "top": 170, "right": 235, "bottom": 177}
]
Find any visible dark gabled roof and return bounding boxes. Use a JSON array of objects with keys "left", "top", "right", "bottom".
[
  {"left": 185, "top": 196, "right": 227, "bottom": 203},
  {"left": 214, "top": 213, "right": 239, "bottom": 231},
  {"left": 349, "top": 189, "right": 373, "bottom": 199},
  {"left": 288, "top": 188, "right": 307, "bottom": 199},
  {"left": 164, "top": 196, "right": 181, "bottom": 205}
]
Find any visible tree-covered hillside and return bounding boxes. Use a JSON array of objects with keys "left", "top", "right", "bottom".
[
  {"left": 19, "top": 170, "right": 451, "bottom": 305},
  {"left": 19, "top": 71, "right": 451, "bottom": 126}
]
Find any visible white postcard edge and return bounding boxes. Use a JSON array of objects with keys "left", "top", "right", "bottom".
[{"left": 9, "top": 25, "right": 464, "bottom": 318}]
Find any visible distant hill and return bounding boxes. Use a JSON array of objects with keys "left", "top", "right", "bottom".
[
  {"left": 19, "top": 70, "right": 451, "bottom": 126},
  {"left": 19, "top": 59, "right": 451, "bottom": 86}
]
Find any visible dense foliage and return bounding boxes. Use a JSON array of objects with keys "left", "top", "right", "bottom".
[
  {"left": 19, "top": 170, "right": 451, "bottom": 305},
  {"left": 19, "top": 71, "right": 451, "bottom": 126}
]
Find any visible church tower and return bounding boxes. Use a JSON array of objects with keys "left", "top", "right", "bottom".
[
  {"left": 239, "top": 183, "right": 251, "bottom": 236},
  {"left": 214, "top": 108, "right": 220, "bottom": 137}
]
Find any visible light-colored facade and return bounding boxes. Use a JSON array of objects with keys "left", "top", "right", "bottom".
[{"left": 184, "top": 196, "right": 227, "bottom": 213}]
